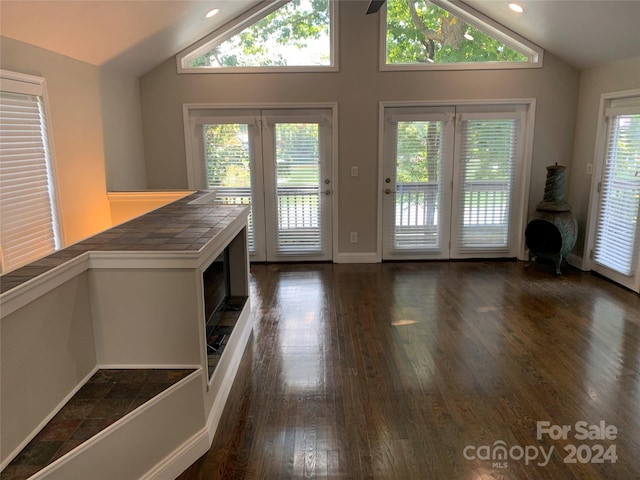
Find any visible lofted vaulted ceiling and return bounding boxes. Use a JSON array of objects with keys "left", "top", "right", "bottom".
[
  {"left": 462, "top": 0, "right": 640, "bottom": 70},
  {"left": 1, "top": 0, "right": 639, "bottom": 76},
  {"left": 0, "top": 0, "right": 263, "bottom": 75}
]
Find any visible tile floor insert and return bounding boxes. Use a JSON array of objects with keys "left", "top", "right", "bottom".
[{"left": 1, "top": 368, "right": 195, "bottom": 480}]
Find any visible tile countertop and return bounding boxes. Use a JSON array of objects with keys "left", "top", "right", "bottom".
[{"left": 0, "top": 191, "right": 248, "bottom": 294}]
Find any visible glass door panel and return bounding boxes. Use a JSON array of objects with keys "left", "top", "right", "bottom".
[
  {"left": 262, "top": 110, "right": 333, "bottom": 261},
  {"left": 201, "top": 118, "right": 266, "bottom": 260},
  {"left": 203, "top": 123, "right": 254, "bottom": 249},
  {"left": 592, "top": 109, "right": 640, "bottom": 291},
  {"left": 382, "top": 108, "right": 454, "bottom": 259},
  {"left": 451, "top": 113, "right": 521, "bottom": 257}
]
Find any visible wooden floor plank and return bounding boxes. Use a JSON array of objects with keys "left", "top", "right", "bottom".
[{"left": 178, "top": 261, "right": 640, "bottom": 479}]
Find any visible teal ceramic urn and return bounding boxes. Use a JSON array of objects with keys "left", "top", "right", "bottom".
[{"left": 525, "top": 165, "right": 578, "bottom": 274}]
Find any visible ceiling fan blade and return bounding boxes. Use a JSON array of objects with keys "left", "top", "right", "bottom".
[{"left": 366, "top": 0, "right": 386, "bottom": 15}]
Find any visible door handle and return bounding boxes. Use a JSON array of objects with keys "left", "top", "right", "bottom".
[
  {"left": 324, "top": 189, "right": 332, "bottom": 195},
  {"left": 384, "top": 188, "right": 396, "bottom": 194}
]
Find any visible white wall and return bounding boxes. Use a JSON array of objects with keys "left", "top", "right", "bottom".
[
  {"left": 567, "top": 56, "right": 640, "bottom": 261},
  {"left": 1, "top": 273, "right": 97, "bottom": 462},
  {"left": 100, "top": 68, "right": 148, "bottom": 191},
  {"left": 89, "top": 268, "right": 201, "bottom": 366},
  {"left": 139, "top": 1, "right": 581, "bottom": 256},
  {"left": 0, "top": 37, "right": 148, "bottom": 244},
  {"left": 107, "top": 191, "right": 192, "bottom": 225}
]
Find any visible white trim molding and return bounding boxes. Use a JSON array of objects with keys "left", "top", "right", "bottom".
[
  {"left": 335, "top": 252, "right": 380, "bottom": 264},
  {"left": 177, "top": 0, "right": 339, "bottom": 74},
  {"left": 107, "top": 191, "right": 193, "bottom": 203},
  {"left": 379, "top": 0, "right": 543, "bottom": 72}
]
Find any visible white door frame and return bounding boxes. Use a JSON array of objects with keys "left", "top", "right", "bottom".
[
  {"left": 183, "top": 102, "right": 339, "bottom": 262},
  {"left": 261, "top": 108, "right": 334, "bottom": 261},
  {"left": 583, "top": 89, "right": 640, "bottom": 291},
  {"left": 381, "top": 106, "right": 455, "bottom": 260},
  {"left": 377, "top": 99, "right": 536, "bottom": 262}
]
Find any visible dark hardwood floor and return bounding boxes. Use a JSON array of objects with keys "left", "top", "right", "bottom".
[{"left": 178, "top": 261, "right": 640, "bottom": 479}]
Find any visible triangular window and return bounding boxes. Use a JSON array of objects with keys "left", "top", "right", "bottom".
[
  {"left": 383, "top": 0, "right": 542, "bottom": 70},
  {"left": 179, "top": 0, "right": 336, "bottom": 73}
]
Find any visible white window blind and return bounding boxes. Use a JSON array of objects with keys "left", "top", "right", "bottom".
[
  {"left": 454, "top": 115, "right": 518, "bottom": 252},
  {"left": 273, "top": 122, "right": 322, "bottom": 253},
  {"left": 392, "top": 119, "right": 445, "bottom": 250},
  {"left": 593, "top": 108, "right": 640, "bottom": 276},
  {"left": 0, "top": 71, "right": 60, "bottom": 274},
  {"left": 202, "top": 122, "right": 256, "bottom": 253}
]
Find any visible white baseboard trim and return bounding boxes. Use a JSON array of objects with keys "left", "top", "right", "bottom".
[
  {"left": 142, "top": 428, "right": 210, "bottom": 480},
  {"left": 97, "top": 364, "right": 201, "bottom": 370},
  {"left": 334, "top": 252, "right": 380, "bottom": 264},
  {"left": 567, "top": 253, "right": 588, "bottom": 271},
  {"left": 205, "top": 305, "right": 254, "bottom": 441},
  {"left": 0, "top": 366, "right": 99, "bottom": 471}
]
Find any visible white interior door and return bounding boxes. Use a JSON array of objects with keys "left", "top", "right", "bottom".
[
  {"left": 591, "top": 96, "right": 640, "bottom": 291},
  {"left": 192, "top": 108, "right": 333, "bottom": 262}
]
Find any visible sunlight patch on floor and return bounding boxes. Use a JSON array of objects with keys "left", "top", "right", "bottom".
[{"left": 391, "top": 319, "right": 418, "bottom": 326}]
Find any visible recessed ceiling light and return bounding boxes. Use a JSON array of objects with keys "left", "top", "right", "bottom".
[
  {"left": 205, "top": 8, "right": 219, "bottom": 18},
  {"left": 508, "top": 3, "right": 524, "bottom": 13}
]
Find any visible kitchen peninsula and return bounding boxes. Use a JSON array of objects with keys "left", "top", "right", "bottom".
[{"left": 1, "top": 191, "right": 253, "bottom": 479}]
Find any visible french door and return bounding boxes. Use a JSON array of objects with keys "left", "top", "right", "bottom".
[
  {"left": 382, "top": 107, "right": 455, "bottom": 259},
  {"left": 590, "top": 94, "right": 640, "bottom": 291},
  {"left": 190, "top": 108, "right": 333, "bottom": 262},
  {"left": 382, "top": 104, "right": 528, "bottom": 260}
]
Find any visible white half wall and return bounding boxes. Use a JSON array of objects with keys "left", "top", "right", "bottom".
[{"left": 0, "top": 273, "right": 97, "bottom": 463}]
